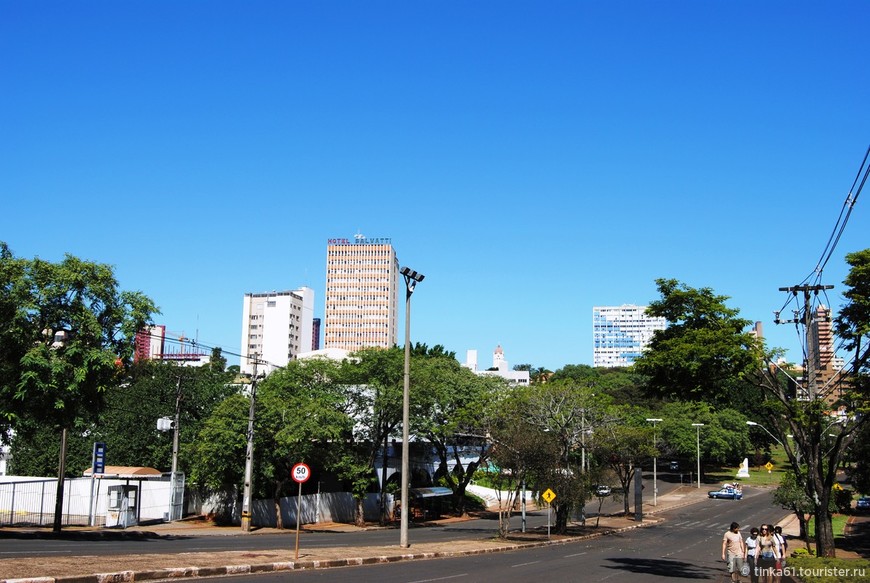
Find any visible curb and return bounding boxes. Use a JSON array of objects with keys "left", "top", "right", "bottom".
[
  {"left": 3, "top": 521, "right": 663, "bottom": 583},
  {"left": 4, "top": 490, "right": 710, "bottom": 583}
]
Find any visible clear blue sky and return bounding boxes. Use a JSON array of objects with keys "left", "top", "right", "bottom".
[{"left": 2, "top": 1, "right": 868, "bottom": 371}]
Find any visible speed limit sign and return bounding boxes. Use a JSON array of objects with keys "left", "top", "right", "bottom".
[{"left": 292, "top": 462, "right": 311, "bottom": 484}]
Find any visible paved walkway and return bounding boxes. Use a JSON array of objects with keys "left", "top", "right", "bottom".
[{"left": 1, "top": 486, "right": 864, "bottom": 582}]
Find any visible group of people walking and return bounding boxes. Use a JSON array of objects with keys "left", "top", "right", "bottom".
[{"left": 722, "top": 521, "right": 788, "bottom": 582}]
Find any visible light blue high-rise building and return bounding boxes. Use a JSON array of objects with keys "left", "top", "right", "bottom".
[{"left": 592, "top": 305, "right": 666, "bottom": 367}]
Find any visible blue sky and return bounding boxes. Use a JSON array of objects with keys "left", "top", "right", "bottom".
[{"left": 2, "top": 1, "right": 868, "bottom": 371}]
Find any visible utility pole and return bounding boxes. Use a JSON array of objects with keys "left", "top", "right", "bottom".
[
  {"left": 777, "top": 284, "right": 833, "bottom": 400},
  {"left": 169, "top": 376, "right": 182, "bottom": 521},
  {"left": 241, "top": 356, "right": 259, "bottom": 532}
]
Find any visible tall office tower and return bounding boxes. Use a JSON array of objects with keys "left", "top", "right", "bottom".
[
  {"left": 592, "top": 305, "right": 666, "bottom": 367},
  {"left": 241, "top": 287, "right": 314, "bottom": 376},
  {"left": 324, "top": 234, "right": 399, "bottom": 351}
]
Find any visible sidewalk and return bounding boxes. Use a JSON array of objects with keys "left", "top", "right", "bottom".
[{"left": 0, "top": 487, "right": 708, "bottom": 582}]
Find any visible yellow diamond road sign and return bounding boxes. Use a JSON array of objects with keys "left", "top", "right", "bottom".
[
  {"left": 542, "top": 488, "right": 556, "bottom": 504},
  {"left": 765, "top": 462, "right": 774, "bottom": 471}
]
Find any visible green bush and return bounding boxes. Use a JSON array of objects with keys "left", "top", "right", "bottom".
[
  {"left": 786, "top": 555, "right": 870, "bottom": 583},
  {"left": 834, "top": 488, "right": 853, "bottom": 514}
]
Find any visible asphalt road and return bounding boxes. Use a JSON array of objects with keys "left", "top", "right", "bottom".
[
  {"left": 0, "top": 478, "right": 679, "bottom": 560},
  {"left": 211, "top": 487, "right": 784, "bottom": 583}
]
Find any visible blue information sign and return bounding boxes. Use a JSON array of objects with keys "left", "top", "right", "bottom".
[{"left": 93, "top": 442, "right": 106, "bottom": 474}]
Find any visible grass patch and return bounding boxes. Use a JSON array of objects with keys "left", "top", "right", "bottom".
[
  {"left": 806, "top": 514, "right": 849, "bottom": 543},
  {"left": 786, "top": 555, "right": 870, "bottom": 583}
]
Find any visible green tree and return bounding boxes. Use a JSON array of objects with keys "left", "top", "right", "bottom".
[
  {"left": 189, "top": 358, "right": 351, "bottom": 528},
  {"left": 634, "top": 278, "right": 760, "bottom": 402},
  {"left": 103, "top": 361, "right": 235, "bottom": 470},
  {"left": 643, "top": 257, "right": 870, "bottom": 558},
  {"left": 520, "top": 380, "right": 607, "bottom": 532},
  {"left": 412, "top": 357, "right": 505, "bottom": 515},
  {"left": 596, "top": 419, "right": 657, "bottom": 516},
  {"left": 188, "top": 393, "right": 249, "bottom": 521},
  {"left": 746, "top": 252, "right": 870, "bottom": 558},
  {"left": 337, "top": 347, "right": 405, "bottom": 526},
  {"left": 772, "top": 469, "right": 835, "bottom": 547},
  {"left": 487, "top": 397, "right": 560, "bottom": 539},
  {"left": 0, "top": 243, "right": 157, "bottom": 434},
  {"left": 8, "top": 360, "right": 235, "bottom": 477},
  {"left": 253, "top": 358, "right": 350, "bottom": 528}
]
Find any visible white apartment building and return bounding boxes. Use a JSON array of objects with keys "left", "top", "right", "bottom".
[
  {"left": 241, "top": 287, "right": 314, "bottom": 376},
  {"left": 324, "top": 235, "right": 399, "bottom": 351},
  {"left": 592, "top": 305, "right": 666, "bottom": 367}
]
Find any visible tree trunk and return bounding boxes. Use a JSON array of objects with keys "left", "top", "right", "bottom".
[
  {"left": 814, "top": 506, "right": 837, "bottom": 558},
  {"left": 355, "top": 497, "right": 366, "bottom": 527},
  {"left": 554, "top": 502, "right": 569, "bottom": 533},
  {"left": 274, "top": 497, "right": 284, "bottom": 530}
]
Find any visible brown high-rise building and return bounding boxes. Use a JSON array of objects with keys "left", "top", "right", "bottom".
[
  {"left": 324, "top": 234, "right": 399, "bottom": 351},
  {"left": 810, "top": 305, "right": 848, "bottom": 403}
]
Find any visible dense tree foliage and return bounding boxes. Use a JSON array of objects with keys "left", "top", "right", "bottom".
[
  {"left": 412, "top": 357, "right": 505, "bottom": 515},
  {"left": 0, "top": 243, "right": 157, "bottom": 436},
  {"left": 634, "top": 278, "right": 761, "bottom": 401},
  {"left": 520, "top": 380, "right": 607, "bottom": 531},
  {"left": 9, "top": 360, "right": 236, "bottom": 477}
]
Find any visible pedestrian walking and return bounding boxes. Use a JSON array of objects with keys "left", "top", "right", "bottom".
[
  {"left": 756, "top": 524, "right": 780, "bottom": 583},
  {"left": 722, "top": 521, "right": 746, "bottom": 582},
  {"left": 772, "top": 525, "right": 787, "bottom": 581},
  {"left": 744, "top": 526, "right": 760, "bottom": 583}
]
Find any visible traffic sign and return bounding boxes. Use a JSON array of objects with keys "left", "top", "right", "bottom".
[
  {"left": 292, "top": 462, "right": 311, "bottom": 483},
  {"left": 93, "top": 442, "right": 106, "bottom": 475},
  {"left": 765, "top": 461, "right": 774, "bottom": 472},
  {"left": 542, "top": 488, "right": 556, "bottom": 504}
]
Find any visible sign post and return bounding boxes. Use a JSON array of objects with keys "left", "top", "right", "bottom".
[
  {"left": 542, "top": 488, "right": 556, "bottom": 540},
  {"left": 292, "top": 463, "right": 311, "bottom": 560},
  {"left": 88, "top": 442, "right": 106, "bottom": 526}
]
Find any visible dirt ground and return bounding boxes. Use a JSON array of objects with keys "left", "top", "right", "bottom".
[{"left": 0, "top": 516, "right": 642, "bottom": 580}]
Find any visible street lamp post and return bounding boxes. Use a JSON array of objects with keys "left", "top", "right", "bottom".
[
  {"left": 692, "top": 423, "right": 704, "bottom": 489},
  {"left": 746, "top": 420, "right": 783, "bottom": 446},
  {"left": 646, "top": 418, "right": 662, "bottom": 506},
  {"left": 399, "top": 266, "right": 424, "bottom": 549}
]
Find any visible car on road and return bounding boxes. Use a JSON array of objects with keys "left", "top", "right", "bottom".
[
  {"left": 708, "top": 486, "right": 743, "bottom": 500},
  {"left": 595, "top": 485, "right": 612, "bottom": 497},
  {"left": 856, "top": 497, "right": 870, "bottom": 512}
]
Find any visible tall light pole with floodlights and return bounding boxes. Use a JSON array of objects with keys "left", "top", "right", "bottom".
[
  {"left": 646, "top": 418, "right": 662, "bottom": 506},
  {"left": 399, "top": 266, "right": 424, "bottom": 549},
  {"left": 692, "top": 423, "right": 704, "bottom": 488}
]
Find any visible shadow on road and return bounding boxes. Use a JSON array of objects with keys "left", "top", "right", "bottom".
[{"left": 604, "top": 557, "right": 719, "bottom": 579}]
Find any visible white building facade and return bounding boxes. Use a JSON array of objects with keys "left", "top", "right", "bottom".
[
  {"left": 463, "top": 345, "right": 530, "bottom": 386},
  {"left": 592, "top": 305, "right": 666, "bottom": 367},
  {"left": 324, "top": 235, "right": 399, "bottom": 351},
  {"left": 241, "top": 287, "right": 314, "bottom": 375}
]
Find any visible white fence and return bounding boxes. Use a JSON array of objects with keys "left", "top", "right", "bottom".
[
  {"left": 203, "top": 490, "right": 392, "bottom": 527},
  {"left": 0, "top": 475, "right": 177, "bottom": 527}
]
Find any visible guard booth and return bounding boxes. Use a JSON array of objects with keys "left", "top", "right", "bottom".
[
  {"left": 83, "top": 465, "right": 163, "bottom": 528},
  {"left": 106, "top": 485, "right": 138, "bottom": 528},
  {"left": 409, "top": 487, "right": 452, "bottom": 521}
]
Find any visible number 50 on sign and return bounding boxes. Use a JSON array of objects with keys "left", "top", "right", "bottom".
[{"left": 292, "top": 463, "right": 311, "bottom": 483}]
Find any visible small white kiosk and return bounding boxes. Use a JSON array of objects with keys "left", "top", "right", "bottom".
[{"left": 83, "top": 466, "right": 163, "bottom": 528}]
